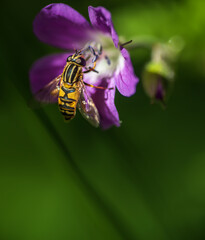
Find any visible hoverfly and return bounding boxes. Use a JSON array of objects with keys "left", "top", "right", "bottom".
[{"left": 35, "top": 48, "right": 110, "bottom": 127}]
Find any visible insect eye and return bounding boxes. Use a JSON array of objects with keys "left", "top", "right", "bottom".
[
  {"left": 76, "top": 57, "right": 86, "bottom": 66},
  {"left": 67, "top": 56, "right": 72, "bottom": 62},
  {"left": 75, "top": 58, "right": 82, "bottom": 64}
]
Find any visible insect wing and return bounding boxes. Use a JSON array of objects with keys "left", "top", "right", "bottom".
[
  {"left": 77, "top": 83, "right": 100, "bottom": 127},
  {"left": 34, "top": 75, "right": 61, "bottom": 103}
]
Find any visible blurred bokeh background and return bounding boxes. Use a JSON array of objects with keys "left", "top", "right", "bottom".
[{"left": 1, "top": 0, "right": 205, "bottom": 239}]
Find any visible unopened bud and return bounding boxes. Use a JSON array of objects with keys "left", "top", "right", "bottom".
[{"left": 142, "top": 61, "right": 174, "bottom": 104}]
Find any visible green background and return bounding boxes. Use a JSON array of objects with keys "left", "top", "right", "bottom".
[{"left": 1, "top": 0, "right": 205, "bottom": 239}]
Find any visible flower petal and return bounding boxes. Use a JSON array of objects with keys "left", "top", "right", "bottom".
[
  {"left": 115, "top": 48, "right": 139, "bottom": 97},
  {"left": 155, "top": 80, "right": 165, "bottom": 100},
  {"left": 88, "top": 6, "right": 119, "bottom": 48},
  {"left": 29, "top": 52, "right": 69, "bottom": 95},
  {"left": 33, "top": 3, "right": 92, "bottom": 50},
  {"left": 84, "top": 76, "right": 120, "bottom": 129}
]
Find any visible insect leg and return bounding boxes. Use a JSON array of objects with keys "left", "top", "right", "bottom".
[
  {"left": 84, "top": 82, "right": 113, "bottom": 90},
  {"left": 83, "top": 68, "right": 99, "bottom": 74},
  {"left": 83, "top": 61, "right": 98, "bottom": 73}
]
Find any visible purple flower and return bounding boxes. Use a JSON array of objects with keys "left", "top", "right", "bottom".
[{"left": 29, "top": 3, "right": 139, "bottom": 129}]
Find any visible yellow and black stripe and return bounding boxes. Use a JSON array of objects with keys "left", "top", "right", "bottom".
[
  {"left": 58, "top": 53, "right": 85, "bottom": 121},
  {"left": 63, "top": 63, "right": 82, "bottom": 84},
  {"left": 58, "top": 85, "right": 78, "bottom": 121}
]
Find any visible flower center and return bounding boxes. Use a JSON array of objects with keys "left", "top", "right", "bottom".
[{"left": 83, "top": 33, "right": 122, "bottom": 80}]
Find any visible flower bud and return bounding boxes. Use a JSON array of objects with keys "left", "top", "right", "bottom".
[
  {"left": 142, "top": 37, "right": 184, "bottom": 105},
  {"left": 142, "top": 61, "right": 174, "bottom": 104}
]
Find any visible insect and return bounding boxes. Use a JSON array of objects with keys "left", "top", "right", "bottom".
[{"left": 35, "top": 49, "right": 110, "bottom": 127}]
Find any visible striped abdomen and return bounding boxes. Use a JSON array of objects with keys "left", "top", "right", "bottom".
[{"left": 58, "top": 82, "right": 81, "bottom": 121}]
